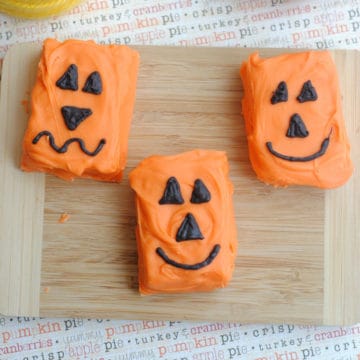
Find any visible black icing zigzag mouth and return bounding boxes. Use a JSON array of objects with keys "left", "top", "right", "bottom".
[{"left": 32, "top": 130, "right": 106, "bottom": 156}]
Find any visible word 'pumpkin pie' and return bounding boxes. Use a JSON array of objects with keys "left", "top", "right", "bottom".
[
  {"left": 129, "top": 150, "right": 237, "bottom": 295},
  {"left": 21, "top": 38, "right": 139, "bottom": 181},
  {"left": 240, "top": 51, "right": 353, "bottom": 188}
]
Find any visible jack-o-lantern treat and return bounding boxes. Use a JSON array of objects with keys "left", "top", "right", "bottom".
[
  {"left": 21, "top": 39, "right": 139, "bottom": 181},
  {"left": 129, "top": 150, "right": 237, "bottom": 295},
  {"left": 240, "top": 51, "right": 353, "bottom": 188}
]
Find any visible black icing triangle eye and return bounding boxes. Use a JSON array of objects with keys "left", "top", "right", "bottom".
[
  {"left": 297, "top": 80, "right": 318, "bottom": 103},
  {"left": 159, "top": 177, "right": 184, "bottom": 205},
  {"left": 287, "top": 113, "right": 309, "bottom": 138},
  {"left": 190, "top": 179, "right": 211, "bottom": 204},
  {"left": 271, "top": 81, "right": 288, "bottom": 104},
  {"left": 176, "top": 213, "right": 204, "bottom": 242},
  {"left": 82, "top": 71, "right": 102, "bottom": 95},
  {"left": 56, "top": 64, "right": 78, "bottom": 91}
]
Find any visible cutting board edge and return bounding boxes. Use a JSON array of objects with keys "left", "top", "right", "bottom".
[{"left": 0, "top": 43, "right": 46, "bottom": 317}]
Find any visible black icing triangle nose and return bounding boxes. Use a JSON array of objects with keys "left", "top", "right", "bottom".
[
  {"left": 176, "top": 213, "right": 204, "bottom": 242},
  {"left": 287, "top": 113, "right": 309, "bottom": 138},
  {"left": 61, "top": 106, "right": 92, "bottom": 130}
]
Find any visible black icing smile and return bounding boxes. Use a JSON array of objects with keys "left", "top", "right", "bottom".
[
  {"left": 32, "top": 130, "right": 106, "bottom": 156},
  {"left": 156, "top": 245, "right": 220, "bottom": 270},
  {"left": 266, "top": 130, "right": 331, "bottom": 162}
]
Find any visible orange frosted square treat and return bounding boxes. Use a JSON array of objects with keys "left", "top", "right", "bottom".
[
  {"left": 240, "top": 51, "right": 353, "bottom": 188},
  {"left": 129, "top": 150, "right": 237, "bottom": 295},
  {"left": 21, "top": 39, "right": 139, "bottom": 181}
]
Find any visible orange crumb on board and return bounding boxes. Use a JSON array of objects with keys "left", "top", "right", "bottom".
[
  {"left": 58, "top": 213, "right": 70, "bottom": 223},
  {"left": 44, "top": 287, "right": 50, "bottom": 294}
]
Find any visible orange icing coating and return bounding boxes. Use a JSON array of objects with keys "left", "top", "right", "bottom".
[
  {"left": 240, "top": 51, "right": 353, "bottom": 188},
  {"left": 129, "top": 150, "right": 237, "bottom": 295},
  {"left": 21, "top": 38, "right": 139, "bottom": 181}
]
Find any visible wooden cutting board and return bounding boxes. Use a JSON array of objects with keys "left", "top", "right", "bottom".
[{"left": 0, "top": 44, "right": 359, "bottom": 325}]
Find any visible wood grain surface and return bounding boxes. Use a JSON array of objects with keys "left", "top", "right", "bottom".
[
  {"left": 0, "top": 43, "right": 359, "bottom": 325},
  {"left": 0, "top": 46, "right": 45, "bottom": 317}
]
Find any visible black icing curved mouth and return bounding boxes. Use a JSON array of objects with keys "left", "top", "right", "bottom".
[
  {"left": 266, "top": 131, "right": 331, "bottom": 162},
  {"left": 156, "top": 244, "right": 220, "bottom": 270},
  {"left": 32, "top": 130, "right": 106, "bottom": 156}
]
